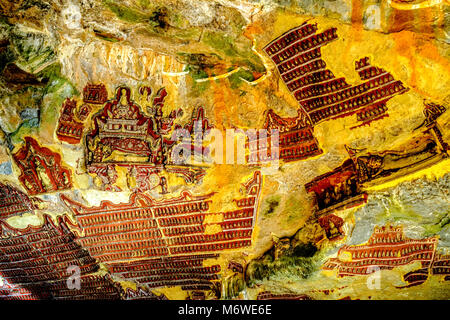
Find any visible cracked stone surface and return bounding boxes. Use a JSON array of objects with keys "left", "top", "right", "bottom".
[{"left": 0, "top": 0, "right": 448, "bottom": 300}]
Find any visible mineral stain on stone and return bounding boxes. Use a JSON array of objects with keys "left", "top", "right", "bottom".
[{"left": 0, "top": 0, "right": 448, "bottom": 301}]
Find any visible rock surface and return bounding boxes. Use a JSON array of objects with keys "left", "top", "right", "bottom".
[{"left": 0, "top": 0, "right": 448, "bottom": 300}]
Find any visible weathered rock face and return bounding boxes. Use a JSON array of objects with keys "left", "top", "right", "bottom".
[{"left": 0, "top": 0, "right": 449, "bottom": 300}]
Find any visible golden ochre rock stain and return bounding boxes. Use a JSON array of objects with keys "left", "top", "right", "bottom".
[{"left": 0, "top": 0, "right": 449, "bottom": 301}]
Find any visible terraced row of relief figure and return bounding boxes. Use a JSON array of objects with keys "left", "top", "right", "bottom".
[{"left": 0, "top": 22, "right": 449, "bottom": 299}]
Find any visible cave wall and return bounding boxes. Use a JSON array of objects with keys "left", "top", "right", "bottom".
[{"left": 0, "top": 0, "right": 449, "bottom": 300}]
